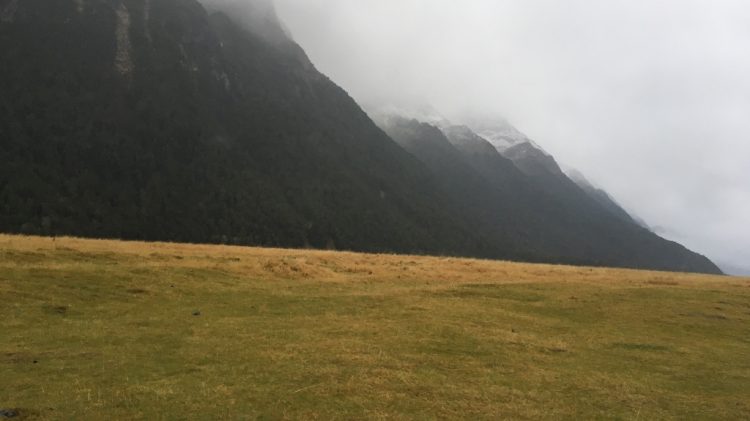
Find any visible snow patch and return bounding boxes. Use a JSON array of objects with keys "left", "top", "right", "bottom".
[
  {"left": 114, "top": 2, "right": 134, "bottom": 79},
  {"left": 477, "top": 128, "right": 530, "bottom": 152},
  {"left": 465, "top": 116, "right": 541, "bottom": 153},
  {"left": 0, "top": 0, "right": 19, "bottom": 23}
]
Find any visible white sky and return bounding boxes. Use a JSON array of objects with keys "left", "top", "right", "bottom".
[{"left": 273, "top": 0, "right": 750, "bottom": 274}]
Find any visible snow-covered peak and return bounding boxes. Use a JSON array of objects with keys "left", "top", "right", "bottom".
[
  {"left": 464, "top": 116, "right": 552, "bottom": 157},
  {"left": 477, "top": 128, "right": 528, "bottom": 152},
  {"left": 440, "top": 125, "right": 500, "bottom": 156},
  {"left": 465, "top": 117, "right": 528, "bottom": 150}
]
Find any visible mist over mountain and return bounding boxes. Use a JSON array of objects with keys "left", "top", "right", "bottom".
[
  {"left": 374, "top": 113, "right": 719, "bottom": 273},
  {"left": 565, "top": 168, "right": 646, "bottom": 228},
  {"left": 274, "top": 0, "right": 750, "bottom": 275},
  {"left": 0, "top": 0, "right": 722, "bottom": 274},
  {"left": 464, "top": 116, "right": 533, "bottom": 153}
]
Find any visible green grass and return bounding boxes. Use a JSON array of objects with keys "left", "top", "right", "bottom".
[{"left": 1, "top": 235, "right": 749, "bottom": 419}]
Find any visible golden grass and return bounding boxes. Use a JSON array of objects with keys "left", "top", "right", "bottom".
[
  {"left": 1, "top": 234, "right": 738, "bottom": 287},
  {"left": 1, "top": 234, "right": 749, "bottom": 419}
]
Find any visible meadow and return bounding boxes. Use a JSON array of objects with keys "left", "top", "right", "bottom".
[{"left": 1, "top": 234, "right": 749, "bottom": 419}]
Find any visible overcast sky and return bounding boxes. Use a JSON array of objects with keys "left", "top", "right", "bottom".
[{"left": 274, "top": 0, "right": 750, "bottom": 275}]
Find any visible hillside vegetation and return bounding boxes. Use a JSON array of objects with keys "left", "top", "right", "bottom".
[
  {"left": 0, "top": 0, "right": 720, "bottom": 274},
  {"left": 1, "top": 234, "right": 748, "bottom": 419}
]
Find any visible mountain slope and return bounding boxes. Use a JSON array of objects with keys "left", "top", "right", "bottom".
[
  {"left": 565, "top": 168, "right": 647, "bottom": 228},
  {"left": 465, "top": 115, "right": 532, "bottom": 152},
  {"left": 501, "top": 139, "right": 720, "bottom": 274},
  {"left": 374, "top": 116, "right": 540, "bottom": 261},
  {"left": 0, "top": 0, "right": 484, "bottom": 255},
  {"left": 472, "top": 117, "right": 649, "bottom": 229},
  {"left": 379, "top": 117, "right": 720, "bottom": 274},
  {"left": 0, "top": 0, "right": 721, "bottom": 274}
]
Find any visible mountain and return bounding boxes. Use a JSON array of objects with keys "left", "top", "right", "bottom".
[
  {"left": 465, "top": 116, "right": 534, "bottom": 152},
  {"left": 0, "top": 0, "right": 489, "bottom": 255},
  {"left": 485, "top": 129, "right": 719, "bottom": 274},
  {"left": 565, "top": 168, "right": 649, "bottom": 229},
  {"left": 377, "top": 116, "right": 720, "bottom": 274},
  {"left": 439, "top": 125, "right": 547, "bottom": 204},
  {"left": 471, "top": 117, "right": 650, "bottom": 229},
  {"left": 0, "top": 0, "right": 722, "bottom": 274},
  {"left": 375, "top": 116, "right": 558, "bottom": 262}
]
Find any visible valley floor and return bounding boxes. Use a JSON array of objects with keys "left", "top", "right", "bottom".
[{"left": 1, "top": 234, "right": 749, "bottom": 419}]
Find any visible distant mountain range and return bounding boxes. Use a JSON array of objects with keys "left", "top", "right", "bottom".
[
  {"left": 0, "top": 0, "right": 721, "bottom": 274},
  {"left": 374, "top": 115, "right": 719, "bottom": 273}
]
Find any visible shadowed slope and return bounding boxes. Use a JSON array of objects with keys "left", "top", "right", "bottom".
[
  {"left": 380, "top": 117, "right": 721, "bottom": 274},
  {"left": 0, "top": 0, "right": 482, "bottom": 255}
]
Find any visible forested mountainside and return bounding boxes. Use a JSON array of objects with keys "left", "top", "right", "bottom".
[
  {"left": 0, "top": 0, "right": 721, "bottom": 273},
  {"left": 0, "top": 0, "right": 487, "bottom": 255}
]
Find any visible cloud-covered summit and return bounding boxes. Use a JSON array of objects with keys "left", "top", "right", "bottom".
[
  {"left": 274, "top": 0, "right": 750, "bottom": 275},
  {"left": 200, "top": 0, "right": 290, "bottom": 43}
]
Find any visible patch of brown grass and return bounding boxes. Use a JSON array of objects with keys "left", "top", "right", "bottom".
[{"left": 1, "top": 234, "right": 749, "bottom": 419}]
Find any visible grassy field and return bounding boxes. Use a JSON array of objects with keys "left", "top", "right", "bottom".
[{"left": 1, "top": 234, "right": 749, "bottom": 420}]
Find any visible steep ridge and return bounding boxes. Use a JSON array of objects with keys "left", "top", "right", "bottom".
[
  {"left": 466, "top": 115, "right": 532, "bottom": 152},
  {"left": 0, "top": 0, "right": 483, "bottom": 255},
  {"left": 376, "top": 116, "right": 554, "bottom": 262},
  {"left": 565, "top": 168, "right": 645, "bottom": 228},
  {"left": 380, "top": 117, "right": 720, "bottom": 274},
  {"left": 486, "top": 131, "right": 720, "bottom": 273},
  {"left": 472, "top": 117, "right": 651, "bottom": 229}
]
